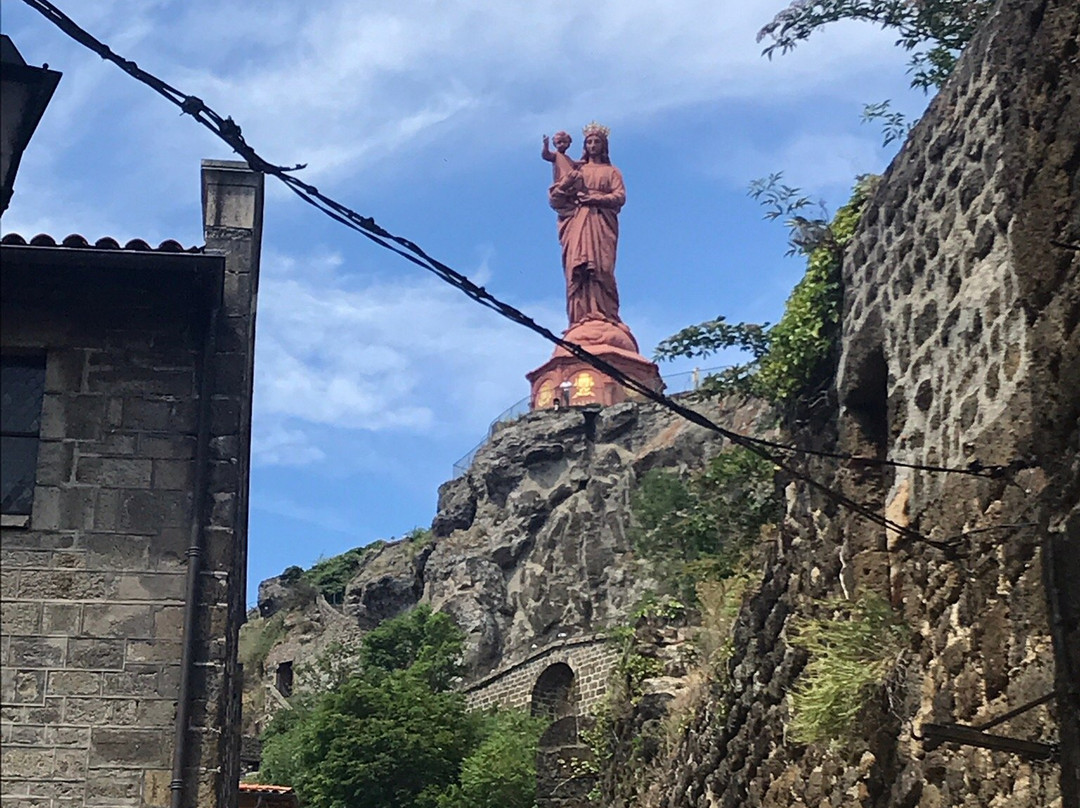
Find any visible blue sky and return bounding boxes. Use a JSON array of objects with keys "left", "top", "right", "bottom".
[{"left": 2, "top": 1, "right": 931, "bottom": 604}]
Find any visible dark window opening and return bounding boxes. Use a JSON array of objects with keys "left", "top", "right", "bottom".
[
  {"left": 530, "top": 662, "right": 575, "bottom": 721},
  {"left": 276, "top": 661, "right": 294, "bottom": 697},
  {"left": 844, "top": 347, "right": 889, "bottom": 459},
  {"left": 1, "top": 355, "right": 46, "bottom": 515},
  {"left": 842, "top": 345, "right": 897, "bottom": 573}
]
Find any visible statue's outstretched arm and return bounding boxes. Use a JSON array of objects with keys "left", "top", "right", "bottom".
[{"left": 541, "top": 135, "right": 556, "bottom": 162}]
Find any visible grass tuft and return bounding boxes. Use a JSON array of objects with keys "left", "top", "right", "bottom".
[{"left": 788, "top": 593, "right": 908, "bottom": 746}]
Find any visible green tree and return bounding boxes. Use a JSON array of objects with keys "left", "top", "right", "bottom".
[
  {"left": 258, "top": 607, "right": 542, "bottom": 808},
  {"left": 259, "top": 607, "right": 474, "bottom": 808},
  {"left": 436, "top": 711, "right": 545, "bottom": 808},
  {"left": 359, "top": 604, "right": 463, "bottom": 690},
  {"left": 758, "top": 0, "right": 995, "bottom": 90}
]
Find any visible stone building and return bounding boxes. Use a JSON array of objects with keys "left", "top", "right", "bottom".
[{"left": 1, "top": 160, "right": 264, "bottom": 807}]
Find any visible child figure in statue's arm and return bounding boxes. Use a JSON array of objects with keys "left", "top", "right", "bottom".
[
  {"left": 543, "top": 131, "right": 584, "bottom": 217},
  {"left": 542, "top": 131, "right": 581, "bottom": 183}
]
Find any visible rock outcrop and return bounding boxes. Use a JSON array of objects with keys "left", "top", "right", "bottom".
[
  {"left": 350, "top": 397, "right": 770, "bottom": 675},
  {"left": 244, "top": 395, "right": 773, "bottom": 701}
]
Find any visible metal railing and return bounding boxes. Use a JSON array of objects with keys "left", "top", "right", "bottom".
[
  {"left": 451, "top": 395, "right": 531, "bottom": 478},
  {"left": 450, "top": 366, "right": 728, "bottom": 478}
]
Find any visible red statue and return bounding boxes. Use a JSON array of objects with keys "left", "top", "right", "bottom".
[
  {"left": 527, "top": 122, "right": 662, "bottom": 409},
  {"left": 549, "top": 124, "right": 625, "bottom": 326}
]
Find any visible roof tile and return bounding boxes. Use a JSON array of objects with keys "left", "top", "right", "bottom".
[
  {"left": 1, "top": 232, "right": 202, "bottom": 253},
  {"left": 238, "top": 784, "right": 296, "bottom": 794}
]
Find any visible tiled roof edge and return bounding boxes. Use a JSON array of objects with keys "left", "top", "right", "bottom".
[{"left": 1, "top": 232, "right": 203, "bottom": 253}]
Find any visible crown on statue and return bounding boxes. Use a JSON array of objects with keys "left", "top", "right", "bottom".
[{"left": 582, "top": 121, "right": 611, "bottom": 137}]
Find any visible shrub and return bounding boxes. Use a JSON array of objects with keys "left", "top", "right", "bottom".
[
  {"left": 259, "top": 607, "right": 541, "bottom": 808},
  {"left": 300, "top": 545, "right": 377, "bottom": 603},
  {"left": 630, "top": 448, "right": 779, "bottom": 599},
  {"left": 787, "top": 593, "right": 909, "bottom": 746},
  {"left": 694, "top": 574, "right": 751, "bottom": 675},
  {"left": 259, "top": 607, "right": 472, "bottom": 807},
  {"left": 436, "top": 711, "right": 544, "bottom": 808},
  {"left": 283, "top": 531, "right": 429, "bottom": 604}
]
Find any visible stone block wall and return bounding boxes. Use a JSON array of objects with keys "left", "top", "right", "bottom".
[
  {"left": 0, "top": 160, "right": 263, "bottom": 808},
  {"left": 1, "top": 330, "right": 199, "bottom": 807},
  {"left": 464, "top": 634, "right": 617, "bottom": 717},
  {"left": 839, "top": 17, "right": 1039, "bottom": 509},
  {"left": 833, "top": 4, "right": 1079, "bottom": 798},
  {"left": 646, "top": 1, "right": 1078, "bottom": 805},
  {"left": 201, "top": 160, "right": 264, "bottom": 808}
]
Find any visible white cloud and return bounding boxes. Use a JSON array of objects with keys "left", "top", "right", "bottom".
[
  {"left": 716, "top": 131, "right": 891, "bottom": 194},
  {"left": 251, "top": 423, "right": 327, "bottom": 467},
  {"left": 3, "top": 0, "right": 923, "bottom": 233},
  {"left": 5, "top": 0, "right": 927, "bottom": 472},
  {"left": 250, "top": 249, "right": 558, "bottom": 466},
  {"left": 27, "top": 1, "right": 915, "bottom": 184}
]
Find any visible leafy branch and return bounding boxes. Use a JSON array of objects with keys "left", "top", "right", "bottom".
[
  {"left": 656, "top": 176, "right": 877, "bottom": 404},
  {"left": 748, "top": 172, "right": 833, "bottom": 257},
  {"left": 757, "top": 0, "right": 995, "bottom": 90},
  {"left": 862, "top": 100, "right": 913, "bottom": 147}
]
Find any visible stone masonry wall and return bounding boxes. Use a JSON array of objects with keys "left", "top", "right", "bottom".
[
  {"left": 201, "top": 160, "right": 265, "bottom": 808},
  {"left": 1, "top": 257, "right": 212, "bottom": 807},
  {"left": 464, "top": 635, "right": 617, "bottom": 716},
  {"left": 0, "top": 160, "right": 263, "bottom": 808},
  {"left": 646, "top": 1, "right": 1078, "bottom": 806}
]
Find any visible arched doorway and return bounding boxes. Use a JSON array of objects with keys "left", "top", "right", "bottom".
[
  {"left": 531, "top": 663, "right": 592, "bottom": 807},
  {"left": 530, "top": 662, "right": 576, "bottom": 721}
]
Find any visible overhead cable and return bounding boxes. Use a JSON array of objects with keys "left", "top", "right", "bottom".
[{"left": 19, "top": 0, "right": 1030, "bottom": 554}]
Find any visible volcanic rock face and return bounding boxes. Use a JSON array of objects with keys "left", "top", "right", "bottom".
[{"left": 291, "top": 397, "right": 773, "bottom": 677}]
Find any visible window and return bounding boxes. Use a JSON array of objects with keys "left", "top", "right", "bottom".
[
  {"left": 1, "top": 355, "right": 46, "bottom": 517},
  {"left": 275, "top": 661, "right": 294, "bottom": 697}
]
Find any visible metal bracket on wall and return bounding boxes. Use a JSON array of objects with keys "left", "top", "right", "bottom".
[{"left": 917, "top": 692, "right": 1059, "bottom": 762}]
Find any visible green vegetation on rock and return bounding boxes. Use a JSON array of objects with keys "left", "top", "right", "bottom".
[
  {"left": 301, "top": 543, "right": 383, "bottom": 603},
  {"left": 277, "top": 528, "right": 433, "bottom": 605},
  {"left": 258, "top": 606, "right": 540, "bottom": 808},
  {"left": 788, "top": 593, "right": 909, "bottom": 746},
  {"left": 239, "top": 614, "right": 287, "bottom": 678},
  {"left": 631, "top": 447, "right": 780, "bottom": 600},
  {"left": 655, "top": 178, "right": 876, "bottom": 406},
  {"left": 584, "top": 451, "right": 781, "bottom": 806}
]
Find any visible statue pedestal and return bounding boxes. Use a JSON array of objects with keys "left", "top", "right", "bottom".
[{"left": 526, "top": 318, "right": 663, "bottom": 409}]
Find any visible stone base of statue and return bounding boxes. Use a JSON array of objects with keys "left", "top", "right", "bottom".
[{"left": 527, "top": 317, "right": 663, "bottom": 409}]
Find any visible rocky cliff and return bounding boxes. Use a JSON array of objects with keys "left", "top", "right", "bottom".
[
  {"left": 242, "top": 396, "right": 774, "bottom": 735},
  {"left": 241, "top": 3, "right": 1078, "bottom": 804}
]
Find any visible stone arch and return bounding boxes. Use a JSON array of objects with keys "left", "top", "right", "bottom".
[{"left": 530, "top": 662, "right": 576, "bottom": 721}]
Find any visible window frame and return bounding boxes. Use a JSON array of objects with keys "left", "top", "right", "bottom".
[{"left": 1, "top": 352, "right": 47, "bottom": 525}]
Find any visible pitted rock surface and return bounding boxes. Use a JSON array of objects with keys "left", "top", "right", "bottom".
[{"left": 403, "top": 397, "right": 772, "bottom": 674}]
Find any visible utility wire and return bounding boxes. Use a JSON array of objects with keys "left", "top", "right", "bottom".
[
  {"left": 19, "top": 0, "right": 1029, "bottom": 555},
  {"left": 17, "top": 0, "right": 1026, "bottom": 482}
]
